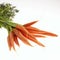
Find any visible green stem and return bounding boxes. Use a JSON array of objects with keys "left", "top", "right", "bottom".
[
  {"left": 0, "top": 20, "right": 16, "bottom": 27},
  {"left": 0, "top": 20, "right": 16, "bottom": 34}
]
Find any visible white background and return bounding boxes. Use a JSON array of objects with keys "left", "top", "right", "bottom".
[{"left": 0, "top": 0, "right": 60, "bottom": 60}]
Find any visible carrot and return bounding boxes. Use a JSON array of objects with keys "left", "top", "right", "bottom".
[
  {"left": 24, "top": 33, "right": 45, "bottom": 47},
  {"left": 13, "top": 28, "right": 32, "bottom": 46},
  {"left": 16, "top": 24, "right": 43, "bottom": 38},
  {"left": 33, "top": 34, "right": 46, "bottom": 38},
  {"left": 23, "top": 20, "right": 38, "bottom": 27},
  {"left": 25, "top": 26, "right": 46, "bottom": 34},
  {"left": 16, "top": 24, "right": 40, "bottom": 37},
  {"left": 7, "top": 35, "right": 12, "bottom": 50},
  {"left": 29, "top": 30, "right": 57, "bottom": 37},
  {"left": 26, "top": 26, "right": 47, "bottom": 32},
  {"left": 12, "top": 32, "right": 20, "bottom": 46},
  {"left": 40, "top": 32, "right": 58, "bottom": 37},
  {"left": 18, "top": 29, "right": 45, "bottom": 47},
  {"left": 16, "top": 24, "right": 30, "bottom": 34},
  {"left": 9, "top": 32, "right": 15, "bottom": 50},
  {"left": 16, "top": 25, "right": 45, "bottom": 47},
  {"left": 26, "top": 29, "right": 42, "bottom": 34},
  {"left": 26, "top": 27, "right": 57, "bottom": 37}
]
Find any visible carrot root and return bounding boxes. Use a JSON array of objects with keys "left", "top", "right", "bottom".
[
  {"left": 19, "top": 29, "right": 45, "bottom": 47},
  {"left": 7, "top": 35, "right": 12, "bottom": 50},
  {"left": 7, "top": 32, "right": 15, "bottom": 50},
  {"left": 13, "top": 29, "right": 32, "bottom": 46},
  {"left": 33, "top": 34, "right": 46, "bottom": 38},
  {"left": 9, "top": 32, "right": 15, "bottom": 50},
  {"left": 12, "top": 32, "right": 20, "bottom": 47},
  {"left": 23, "top": 20, "right": 38, "bottom": 27},
  {"left": 25, "top": 26, "right": 57, "bottom": 37}
]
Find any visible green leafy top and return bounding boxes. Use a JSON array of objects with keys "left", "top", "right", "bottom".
[
  {"left": 0, "top": 3, "right": 19, "bottom": 29},
  {"left": 0, "top": 3, "right": 19, "bottom": 22},
  {"left": 0, "top": 3, "right": 19, "bottom": 32}
]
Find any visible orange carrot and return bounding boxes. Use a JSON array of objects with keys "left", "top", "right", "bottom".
[
  {"left": 16, "top": 24, "right": 30, "bottom": 34},
  {"left": 9, "top": 32, "right": 15, "bottom": 50},
  {"left": 16, "top": 24, "right": 42, "bottom": 38},
  {"left": 13, "top": 28, "right": 32, "bottom": 46},
  {"left": 33, "top": 34, "right": 46, "bottom": 38},
  {"left": 26, "top": 27, "right": 57, "bottom": 37},
  {"left": 7, "top": 35, "right": 12, "bottom": 50},
  {"left": 12, "top": 32, "right": 20, "bottom": 46},
  {"left": 24, "top": 34, "right": 45, "bottom": 47},
  {"left": 25, "top": 26, "right": 47, "bottom": 33},
  {"left": 19, "top": 30, "right": 45, "bottom": 47},
  {"left": 23, "top": 20, "right": 38, "bottom": 27},
  {"left": 16, "top": 25, "right": 45, "bottom": 47},
  {"left": 26, "top": 26, "right": 47, "bottom": 32},
  {"left": 29, "top": 30, "right": 57, "bottom": 37},
  {"left": 40, "top": 32, "right": 58, "bottom": 37}
]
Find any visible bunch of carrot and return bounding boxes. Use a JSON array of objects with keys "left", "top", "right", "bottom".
[
  {"left": 0, "top": 3, "right": 57, "bottom": 51},
  {"left": 7, "top": 20, "right": 57, "bottom": 50}
]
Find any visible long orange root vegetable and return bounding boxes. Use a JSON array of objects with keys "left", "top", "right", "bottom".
[{"left": 0, "top": 3, "right": 58, "bottom": 51}]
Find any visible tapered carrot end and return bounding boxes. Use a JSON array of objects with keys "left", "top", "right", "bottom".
[
  {"left": 42, "top": 32, "right": 58, "bottom": 37},
  {"left": 8, "top": 47, "right": 11, "bottom": 51},
  {"left": 23, "top": 20, "right": 39, "bottom": 27},
  {"left": 13, "top": 34, "right": 20, "bottom": 47},
  {"left": 25, "top": 26, "right": 58, "bottom": 37},
  {"left": 38, "top": 42, "right": 45, "bottom": 47},
  {"left": 35, "top": 40, "right": 45, "bottom": 47},
  {"left": 7, "top": 42, "right": 12, "bottom": 51},
  {"left": 54, "top": 34, "right": 58, "bottom": 37},
  {"left": 12, "top": 44, "right": 15, "bottom": 50},
  {"left": 7, "top": 35, "right": 12, "bottom": 51}
]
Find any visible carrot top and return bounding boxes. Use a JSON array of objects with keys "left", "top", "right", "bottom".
[{"left": 0, "top": 3, "right": 19, "bottom": 33}]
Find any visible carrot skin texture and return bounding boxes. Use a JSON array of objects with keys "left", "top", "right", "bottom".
[
  {"left": 29, "top": 30, "right": 57, "bottom": 37},
  {"left": 12, "top": 32, "right": 20, "bottom": 46},
  {"left": 9, "top": 32, "right": 15, "bottom": 50},
  {"left": 19, "top": 30, "right": 45, "bottom": 47},
  {"left": 23, "top": 33, "right": 45, "bottom": 47},
  {"left": 13, "top": 29, "right": 32, "bottom": 46},
  {"left": 33, "top": 34, "right": 46, "bottom": 38},
  {"left": 25, "top": 27, "right": 57, "bottom": 37},
  {"left": 7, "top": 35, "right": 12, "bottom": 50},
  {"left": 23, "top": 20, "right": 38, "bottom": 27}
]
